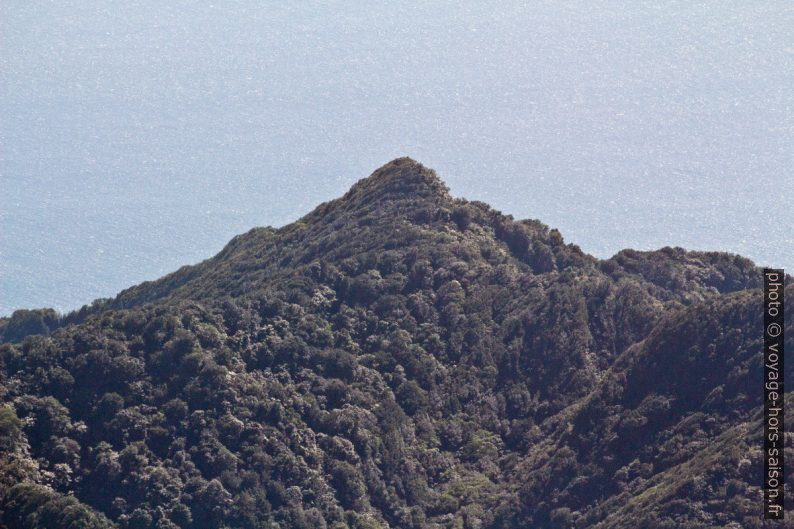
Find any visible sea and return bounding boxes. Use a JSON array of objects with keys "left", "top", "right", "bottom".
[{"left": 2, "top": 0, "right": 792, "bottom": 315}]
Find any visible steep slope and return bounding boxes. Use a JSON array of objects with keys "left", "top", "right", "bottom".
[
  {"left": 109, "top": 158, "right": 457, "bottom": 308},
  {"left": 0, "top": 159, "right": 789, "bottom": 529}
]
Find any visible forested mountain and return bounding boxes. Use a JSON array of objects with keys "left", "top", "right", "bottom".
[{"left": 1, "top": 158, "right": 790, "bottom": 529}]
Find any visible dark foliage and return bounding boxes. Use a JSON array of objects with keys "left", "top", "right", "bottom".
[{"left": 1, "top": 159, "right": 790, "bottom": 529}]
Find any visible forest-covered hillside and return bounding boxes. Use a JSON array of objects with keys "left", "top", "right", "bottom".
[{"left": 1, "top": 159, "right": 791, "bottom": 529}]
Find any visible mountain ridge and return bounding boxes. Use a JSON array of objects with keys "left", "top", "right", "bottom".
[
  {"left": 98, "top": 158, "right": 762, "bottom": 311},
  {"left": 0, "top": 157, "right": 764, "bottom": 332},
  {"left": 0, "top": 160, "right": 790, "bottom": 529}
]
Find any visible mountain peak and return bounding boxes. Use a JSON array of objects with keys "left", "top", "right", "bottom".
[{"left": 343, "top": 157, "right": 451, "bottom": 205}]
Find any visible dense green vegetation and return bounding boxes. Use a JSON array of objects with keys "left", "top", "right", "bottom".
[{"left": 1, "top": 159, "right": 790, "bottom": 528}]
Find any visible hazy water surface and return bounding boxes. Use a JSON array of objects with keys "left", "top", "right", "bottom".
[{"left": 2, "top": 1, "right": 792, "bottom": 315}]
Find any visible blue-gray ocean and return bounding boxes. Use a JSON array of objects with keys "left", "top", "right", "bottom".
[{"left": 2, "top": 1, "right": 792, "bottom": 315}]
